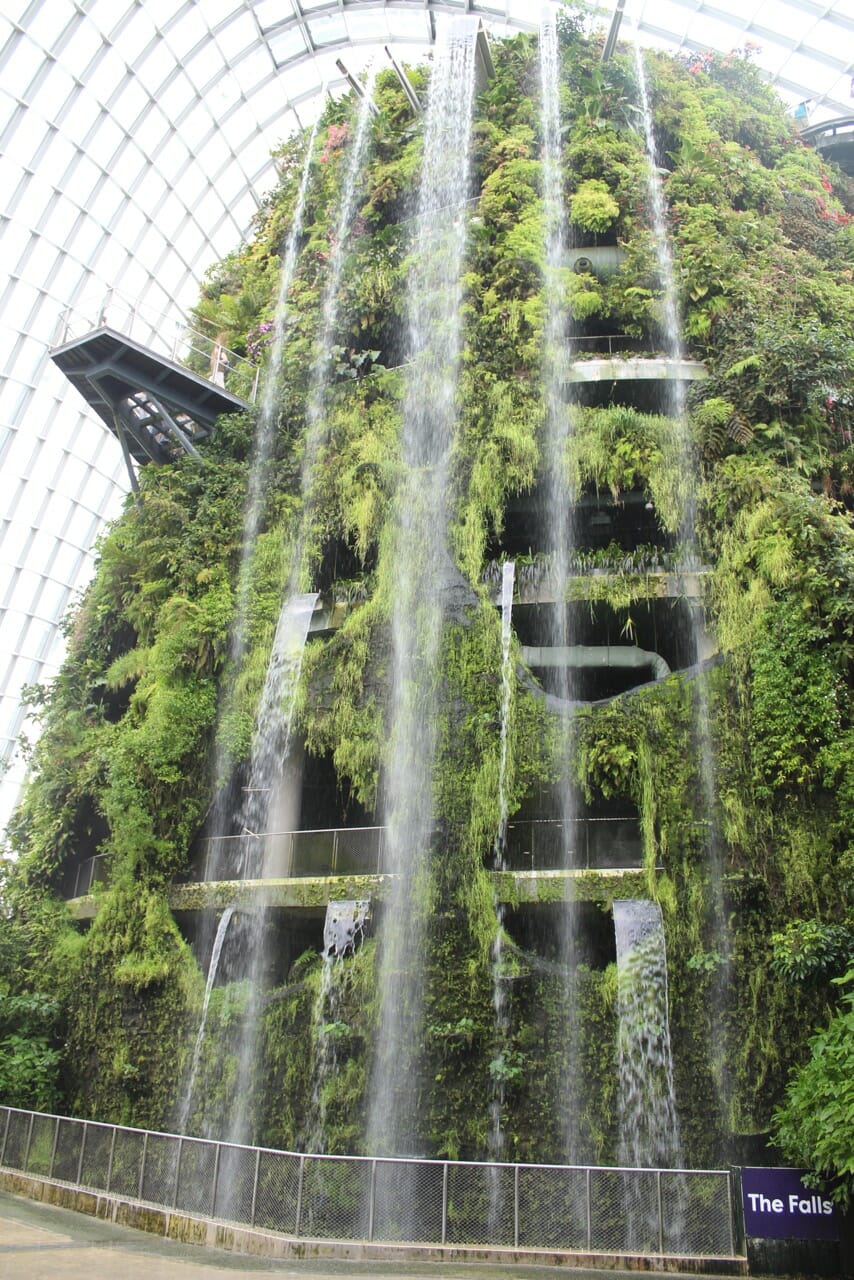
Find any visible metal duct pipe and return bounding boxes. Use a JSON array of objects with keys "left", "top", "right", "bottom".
[{"left": 521, "top": 644, "right": 671, "bottom": 682}]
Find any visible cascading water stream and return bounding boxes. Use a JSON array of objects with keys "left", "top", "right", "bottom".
[
  {"left": 207, "top": 77, "right": 378, "bottom": 1152},
  {"left": 488, "top": 559, "right": 515, "bottom": 1164},
  {"left": 613, "top": 900, "right": 681, "bottom": 1168},
  {"left": 176, "top": 129, "right": 320, "bottom": 1136},
  {"left": 487, "top": 561, "right": 515, "bottom": 1234},
  {"left": 365, "top": 17, "right": 479, "bottom": 1161},
  {"left": 634, "top": 43, "right": 731, "bottom": 1114},
  {"left": 177, "top": 906, "right": 234, "bottom": 1136},
  {"left": 292, "top": 66, "right": 378, "bottom": 590},
  {"left": 232, "top": 120, "right": 321, "bottom": 659},
  {"left": 613, "top": 899, "right": 686, "bottom": 1250},
  {"left": 220, "top": 591, "right": 318, "bottom": 1149},
  {"left": 539, "top": 11, "right": 583, "bottom": 1162},
  {"left": 303, "top": 901, "right": 369, "bottom": 1152}
]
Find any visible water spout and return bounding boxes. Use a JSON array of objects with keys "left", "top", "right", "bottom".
[
  {"left": 614, "top": 899, "right": 681, "bottom": 1168},
  {"left": 177, "top": 905, "right": 234, "bottom": 1136}
]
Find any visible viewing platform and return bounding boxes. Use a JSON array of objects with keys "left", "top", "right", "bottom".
[
  {"left": 64, "top": 867, "right": 650, "bottom": 921},
  {"left": 799, "top": 114, "right": 854, "bottom": 176},
  {"left": 567, "top": 354, "right": 707, "bottom": 384},
  {"left": 64, "top": 818, "right": 648, "bottom": 919},
  {"left": 50, "top": 290, "right": 258, "bottom": 488}
]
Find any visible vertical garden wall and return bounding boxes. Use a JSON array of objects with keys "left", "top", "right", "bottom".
[{"left": 2, "top": 15, "right": 853, "bottom": 1199}]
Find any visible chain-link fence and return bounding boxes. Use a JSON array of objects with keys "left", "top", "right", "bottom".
[{"left": 0, "top": 1106, "right": 736, "bottom": 1259}]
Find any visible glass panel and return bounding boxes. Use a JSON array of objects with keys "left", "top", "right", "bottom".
[
  {"left": 290, "top": 829, "right": 335, "bottom": 877},
  {"left": 334, "top": 827, "right": 381, "bottom": 875}
]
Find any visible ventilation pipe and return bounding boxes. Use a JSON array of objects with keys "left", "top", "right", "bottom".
[{"left": 521, "top": 644, "right": 671, "bottom": 682}]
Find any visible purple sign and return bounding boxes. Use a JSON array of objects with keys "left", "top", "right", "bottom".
[{"left": 742, "top": 1168, "right": 839, "bottom": 1241}]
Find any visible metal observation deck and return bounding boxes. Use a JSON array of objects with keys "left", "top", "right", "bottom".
[
  {"left": 50, "top": 291, "right": 259, "bottom": 490},
  {"left": 799, "top": 114, "right": 854, "bottom": 176}
]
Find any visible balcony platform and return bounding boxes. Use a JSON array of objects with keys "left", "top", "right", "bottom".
[
  {"left": 567, "top": 355, "right": 707, "bottom": 384},
  {"left": 50, "top": 325, "right": 250, "bottom": 478},
  {"left": 66, "top": 867, "right": 650, "bottom": 921}
]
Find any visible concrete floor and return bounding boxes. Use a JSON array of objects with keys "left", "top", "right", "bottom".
[{"left": 0, "top": 1189, "right": 742, "bottom": 1280}]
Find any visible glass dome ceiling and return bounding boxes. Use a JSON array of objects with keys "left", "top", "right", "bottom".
[{"left": 1, "top": 0, "right": 852, "bottom": 832}]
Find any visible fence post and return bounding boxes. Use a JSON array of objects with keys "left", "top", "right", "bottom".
[
  {"left": 514, "top": 1163, "right": 520, "bottom": 1248},
  {"left": 138, "top": 1131, "right": 148, "bottom": 1200},
  {"left": 210, "top": 1143, "right": 221, "bottom": 1219},
  {"left": 49, "top": 1117, "right": 60, "bottom": 1179},
  {"left": 23, "top": 1111, "right": 35, "bottom": 1171},
  {"left": 249, "top": 1148, "right": 261, "bottom": 1226},
  {"left": 106, "top": 1126, "right": 117, "bottom": 1194},
  {"left": 76, "top": 1122, "right": 87, "bottom": 1185},
  {"left": 586, "top": 1167, "right": 592, "bottom": 1250},
  {"left": 368, "top": 1159, "right": 376, "bottom": 1242},
  {"left": 173, "top": 1136, "right": 183, "bottom": 1207},
  {"left": 441, "top": 1162, "right": 448, "bottom": 1246},
  {"left": 0, "top": 1108, "right": 11, "bottom": 1165},
  {"left": 295, "top": 1155, "right": 305, "bottom": 1237},
  {"left": 331, "top": 829, "right": 338, "bottom": 875},
  {"left": 657, "top": 1169, "right": 664, "bottom": 1255},
  {"left": 726, "top": 1169, "right": 736, "bottom": 1256}
]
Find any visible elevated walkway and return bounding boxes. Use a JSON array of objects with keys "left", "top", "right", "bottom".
[
  {"left": 50, "top": 291, "right": 257, "bottom": 489},
  {"left": 799, "top": 114, "right": 854, "bottom": 175},
  {"left": 67, "top": 867, "right": 649, "bottom": 921},
  {"left": 567, "top": 355, "right": 707, "bottom": 384}
]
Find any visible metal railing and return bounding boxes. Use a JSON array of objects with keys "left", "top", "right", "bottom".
[
  {"left": 64, "top": 853, "right": 108, "bottom": 899},
  {"left": 505, "top": 817, "right": 642, "bottom": 871},
  {"left": 192, "top": 826, "right": 386, "bottom": 883},
  {"left": 0, "top": 1106, "right": 736, "bottom": 1259},
  {"left": 573, "top": 334, "right": 649, "bottom": 357},
  {"left": 53, "top": 288, "right": 260, "bottom": 403},
  {"left": 188, "top": 818, "right": 642, "bottom": 884}
]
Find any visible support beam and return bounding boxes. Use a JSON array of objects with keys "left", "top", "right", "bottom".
[
  {"left": 602, "top": 0, "right": 627, "bottom": 63},
  {"left": 335, "top": 59, "right": 379, "bottom": 116},
  {"left": 384, "top": 45, "right": 423, "bottom": 114}
]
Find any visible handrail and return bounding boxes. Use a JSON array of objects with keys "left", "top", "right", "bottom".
[
  {"left": 53, "top": 286, "right": 260, "bottom": 404},
  {"left": 0, "top": 1104, "right": 737, "bottom": 1259}
]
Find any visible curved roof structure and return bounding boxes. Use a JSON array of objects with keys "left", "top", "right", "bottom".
[{"left": 1, "top": 0, "right": 852, "bottom": 832}]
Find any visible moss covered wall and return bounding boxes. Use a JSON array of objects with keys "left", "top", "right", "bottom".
[{"left": 3, "top": 18, "right": 853, "bottom": 1188}]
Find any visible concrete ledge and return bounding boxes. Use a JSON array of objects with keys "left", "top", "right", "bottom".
[
  {"left": 0, "top": 1169, "right": 748, "bottom": 1274},
  {"left": 567, "top": 357, "right": 707, "bottom": 383},
  {"left": 495, "top": 867, "right": 649, "bottom": 904},
  {"left": 70, "top": 869, "right": 654, "bottom": 919}
]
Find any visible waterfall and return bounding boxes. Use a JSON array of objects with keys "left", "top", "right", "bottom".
[
  {"left": 180, "top": 128, "right": 320, "bottom": 1140},
  {"left": 366, "top": 16, "right": 479, "bottom": 1160},
  {"left": 489, "top": 560, "right": 515, "bottom": 1165},
  {"left": 195, "top": 75, "right": 378, "bottom": 1152},
  {"left": 293, "top": 65, "right": 378, "bottom": 587},
  {"left": 202, "top": 124, "right": 318, "bottom": 894},
  {"left": 539, "top": 11, "right": 583, "bottom": 1162},
  {"left": 219, "top": 590, "right": 318, "bottom": 1149},
  {"left": 305, "top": 901, "right": 371, "bottom": 1153},
  {"left": 634, "top": 44, "right": 730, "bottom": 1118},
  {"left": 613, "top": 900, "right": 681, "bottom": 1169},
  {"left": 177, "top": 906, "right": 234, "bottom": 1135},
  {"left": 234, "top": 121, "right": 320, "bottom": 656}
]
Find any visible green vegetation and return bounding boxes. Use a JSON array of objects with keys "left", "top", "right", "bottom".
[{"left": 1, "top": 23, "right": 852, "bottom": 1204}]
